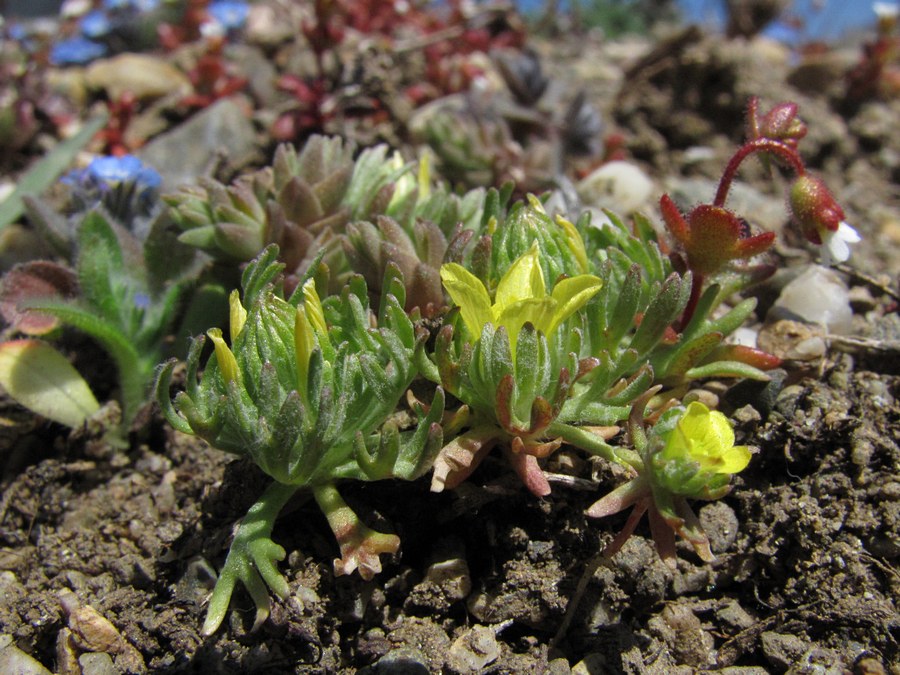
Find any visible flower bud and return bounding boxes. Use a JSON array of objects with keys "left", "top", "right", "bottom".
[
  {"left": 789, "top": 175, "right": 860, "bottom": 265},
  {"left": 748, "top": 98, "right": 807, "bottom": 149},
  {"left": 207, "top": 328, "right": 240, "bottom": 384}
]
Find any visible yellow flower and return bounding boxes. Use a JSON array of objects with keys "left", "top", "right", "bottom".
[
  {"left": 440, "top": 242, "right": 601, "bottom": 357},
  {"left": 662, "top": 401, "right": 751, "bottom": 475}
]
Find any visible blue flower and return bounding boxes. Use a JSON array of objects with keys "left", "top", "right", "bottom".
[
  {"left": 207, "top": 1, "right": 250, "bottom": 31},
  {"left": 87, "top": 155, "right": 162, "bottom": 190},
  {"left": 133, "top": 0, "right": 161, "bottom": 11},
  {"left": 50, "top": 37, "right": 107, "bottom": 65},
  {"left": 80, "top": 10, "right": 112, "bottom": 39}
]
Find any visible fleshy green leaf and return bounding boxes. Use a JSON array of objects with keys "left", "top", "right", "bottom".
[{"left": 0, "top": 339, "right": 99, "bottom": 427}]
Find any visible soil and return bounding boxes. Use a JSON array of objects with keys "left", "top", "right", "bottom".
[{"left": 2, "top": 25, "right": 900, "bottom": 675}]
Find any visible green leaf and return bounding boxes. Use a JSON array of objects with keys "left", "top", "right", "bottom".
[
  {"left": 0, "top": 339, "right": 100, "bottom": 427},
  {"left": 0, "top": 114, "right": 108, "bottom": 232},
  {"left": 685, "top": 360, "right": 771, "bottom": 381},
  {"left": 77, "top": 210, "right": 125, "bottom": 322}
]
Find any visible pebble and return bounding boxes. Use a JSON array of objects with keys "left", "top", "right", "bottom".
[
  {"left": 576, "top": 161, "right": 654, "bottom": 214},
  {"left": 84, "top": 54, "right": 191, "bottom": 101},
  {"left": 138, "top": 98, "right": 258, "bottom": 190},
  {"left": 78, "top": 652, "right": 117, "bottom": 675},
  {"left": 361, "top": 647, "right": 431, "bottom": 675},
  {"left": 757, "top": 320, "right": 826, "bottom": 362},
  {"left": 0, "top": 634, "right": 52, "bottom": 675},
  {"left": 421, "top": 558, "right": 472, "bottom": 601},
  {"left": 446, "top": 625, "right": 501, "bottom": 673},
  {"left": 698, "top": 501, "right": 739, "bottom": 553},
  {"left": 769, "top": 265, "right": 853, "bottom": 335},
  {"left": 761, "top": 631, "right": 811, "bottom": 670}
]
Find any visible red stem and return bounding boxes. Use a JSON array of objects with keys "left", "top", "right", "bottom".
[
  {"left": 678, "top": 271, "right": 704, "bottom": 331},
  {"left": 714, "top": 138, "right": 806, "bottom": 207}
]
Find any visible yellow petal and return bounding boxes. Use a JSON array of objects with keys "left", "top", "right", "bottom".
[
  {"left": 669, "top": 402, "right": 745, "bottom": 474},
  {"left": 556, "top": 215, "right": 589, "bottom": 273},
  {"left": 228, "top": 289, "right": 247, "bottom": 342},
  {"left": 302, "top": 279, "right": 327, "bottom": 338},
  {"left": 207, "top": 328, "right": 240, "bottom": 384},
  {"left": 547, "top": 274, "right": 602, "bottom": 334},
  {"left": 294, "top": 305, "right": 315, "bottom": 390},
  {"left": 495, "top": 242, "right": 545, "bottom": 312},
  {"left": 715, "top": 444, "right": 752, "bottom": 474},
  {"left": 494, "top": 297, "right": 556, "bottom": 355},
  {"left": 440, "top": 262, "right": 493, "bottom": 339}
]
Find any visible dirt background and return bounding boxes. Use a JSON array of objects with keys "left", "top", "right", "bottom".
[{"left": 1, "top": 23, "right": 899, "bottom": 675}]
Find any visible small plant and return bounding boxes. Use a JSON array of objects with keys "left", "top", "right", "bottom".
[
  {"left": 156, "top": 246, "right": 444, "bottom": 635},
  {"left": 0, "top": 155, "right": 209, "bottom": 434},
  {"left": 153, "top": 96, "right": 853, "bottom": 633},
  {"left": 165, "top": 134, "right": 488, "bottom": 313}
]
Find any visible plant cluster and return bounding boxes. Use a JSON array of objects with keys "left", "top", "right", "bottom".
[
  {"left": 152, "top": 97, "right": 857, "bottom": 634},
  {"left": 0, "top": 154, "right": 212, "bottom": 437},
  {"left": 0, "top": 0, "right": 860, "bottom": 641},
  {"left": 412, "top": 46, "right": 604, "bottom": 193}
]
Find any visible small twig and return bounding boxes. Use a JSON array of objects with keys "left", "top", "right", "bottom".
[
  {"left": 544, "top": 472, "right": 598, "bottom": 491},
  {"left": 835, "top": 263, "right": 900, "bottom": 303},
  {"left": 826, "top": 334, "right": 900, "bottom": 356}
]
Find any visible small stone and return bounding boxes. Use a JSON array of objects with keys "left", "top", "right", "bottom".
[
  {"left": 577, "top": 161, "right": 654, "bottom": 214},
  {"left": 369, "top": 647, "right": 431, "bottom": 675},
  {"left": 660, "top": 605, "right": 715, "bottom": 668},
  {"left": 446, "top": 625, "right": 501, "bottom": 674},
  {"left": 761, "top": 631, "right": 811, "bottom": 671},
  {"left": 78, "top": 652, "right": 117, "bottom": 675},
  {"left": 423, "top": 558, "right": 472, "bottom": 601},
  {"left": 0, "top": 634, "right": 53, "bottom": 675},
  {"left": 716, "top": 600, "right": 756, "bottom": 631},
  {"left": 769, "top": 265, "right": 853, "bottom": 335},
  {"left": 699, "top": 501, "right": 739, "bottom": 554},
  {"left": 84, "top": 54, "right": 191, "bottom": 101},
  {"left": 548, "top": 656, "right": 573, "bottom": 674},
  {"left": 138, "top": 98, "right": 258, "bottom": 190},
  {"left": 572, "top": 653, "right": 609, "bottom": 674},
  {"left": 757, "top": 320, "right": 827, "bottom": 362}
]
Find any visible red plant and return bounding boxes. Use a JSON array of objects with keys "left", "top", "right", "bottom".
[
  {"left": 96, "top": 92, "right": 138, "bottom": 155},
  {"left": 158, "top": 0, "right": 211, "bottom": 51},
  {"left": 180, "top": 40, "right": 248, "bottom": 110}
]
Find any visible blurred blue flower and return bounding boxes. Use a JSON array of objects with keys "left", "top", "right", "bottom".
[
  {"left": 133, "top": 0, "right": 161, "bottom": 11},
  {"left": 208, "top": 1, "right": 250, "bottom": 32},
  {"left": 7, "top": 24, "right": 28, "bottom": 42},
  {"left": 50, "top": 37, "right": 107, "bottom": 65},
  {"left": 62, "top": 155, "right": 163, "bottom": 231},
  {"left": 88, "top": 155, "right": 162, "bottom": 190},
  {"left": 80, "top": 10, "right": 112, "bottom": 39}
]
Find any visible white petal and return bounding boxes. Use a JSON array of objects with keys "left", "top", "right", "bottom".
[
  {"left": 837, "top": 221, "right": 862, "bottom": 243},
  {"left": 819, "top": 221, "right": 860, "bottom": 265},
  {"left": 873, "top": 2, "right": 900, "bottom": 20}
]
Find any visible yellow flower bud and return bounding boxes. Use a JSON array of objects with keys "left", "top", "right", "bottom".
[
  {"left": 207, "top": 328, "right": 240, "bottom": 384},
  {"left": 302, "top": 280, "right": 327, "bottom": 338},
  {"left": 294, "top": 305, "right": 315, "bottom": 392},
  {"left": 228, "top": 289, "right": 247, "bottom": 342}
]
